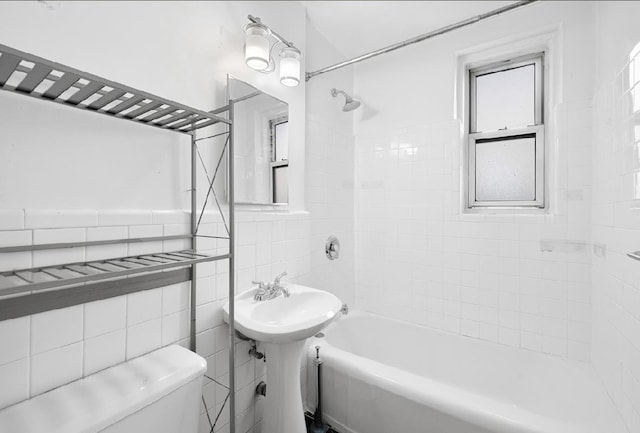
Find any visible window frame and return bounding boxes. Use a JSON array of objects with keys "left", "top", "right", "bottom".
[
  {"left": 467, "top": 53, "right": 545, "bottom": 209},
  {"left": 269, "top": 116, "right": 289, "bottom": 204}
]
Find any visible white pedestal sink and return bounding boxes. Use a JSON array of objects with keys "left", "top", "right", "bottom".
[{"left": 223, "top": 284, "right": 342, "bottom": 433}]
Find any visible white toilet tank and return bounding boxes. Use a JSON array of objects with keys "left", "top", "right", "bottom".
[{"left": 0, "top": 345, "right": 206, "bottom": 433}]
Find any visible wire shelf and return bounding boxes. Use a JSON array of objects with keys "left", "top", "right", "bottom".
[
  {"left": 0, "top": 44, "right": 230, "bottom": 134},
  {"left": 0, "top": 250, "right": 227, "bottom": 297}
]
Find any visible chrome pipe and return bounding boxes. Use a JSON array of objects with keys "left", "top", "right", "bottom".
[{"left": 305, "top": 0, "right": 537, "bottom": 81}]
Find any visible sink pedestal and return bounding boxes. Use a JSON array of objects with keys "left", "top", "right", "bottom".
[{"left": 263, "top": 340, "right": 306, "bottom": 433}]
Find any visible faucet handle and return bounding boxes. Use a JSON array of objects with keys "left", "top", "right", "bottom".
[
  {"left": 252, "top": 280, "right": 267, "bottom": 289},
  {"left": 273, "top": 272, "right": 287, "bottom": 285}
]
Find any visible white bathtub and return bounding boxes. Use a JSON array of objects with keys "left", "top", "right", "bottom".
[{"left": 306, "top": 311, "right": 626, "bottom": 433}]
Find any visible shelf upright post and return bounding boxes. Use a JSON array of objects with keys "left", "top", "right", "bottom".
[
  {"left": 190, "top": 127, "right": 198, "bottom": 352},
  {"left": 228, "top": 100, "right": 236, "bottom": 433}
]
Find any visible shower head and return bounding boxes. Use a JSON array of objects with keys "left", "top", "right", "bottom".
[{"left": 331, "top": 88, "right": 361, "bottom": 112}]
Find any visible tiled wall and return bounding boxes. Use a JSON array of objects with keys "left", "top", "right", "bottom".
[
  {"left": 352, "top": 1, "right": 596, "bottom": 360},
  {"left": 0, "top": 209, "right": 195, "bottom": 411},
  {"left": 232, "top": 211, "right": 311, "bottom": 433},
  {"left": 0, "top": 209, "right": 311, "bottom": 433},
  {"left": 304, "top": 18, "right": 357, "bottom": 310},
  {"left": 591, "top": 1, "right": 640, "bottom": 430},
  {"left": 353, "top": 108, "right": 592, "bottom": 360},
  {"left": 306, "top": 115, "right": 355, "bottom": 308}
]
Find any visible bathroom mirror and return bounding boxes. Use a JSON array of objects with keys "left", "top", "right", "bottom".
[{"left": 228, "top": 76, "right": 289, "bottom": 205}]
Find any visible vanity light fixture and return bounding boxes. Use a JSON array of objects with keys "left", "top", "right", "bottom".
[{"left": 244, "top": 15, "right": 302, "bottom": 87}]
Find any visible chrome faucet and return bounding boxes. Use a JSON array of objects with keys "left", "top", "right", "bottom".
[{"left": 252, "top": 271, "right": 290, "bottom": 301}]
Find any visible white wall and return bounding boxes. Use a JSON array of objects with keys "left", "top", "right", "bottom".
[
  {"left": 353, "top": 1, "right": 596, "bottom": 360},
  {"left": 0, "top": 2, "right": 310, "bottom": 433},
  {"left": 591, "top": 1, "right": 640, "bottom": 430},
  {"left": 0, "top": 0, "right": 307, "bottom": 211}
]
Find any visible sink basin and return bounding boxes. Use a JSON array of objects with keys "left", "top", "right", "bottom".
[
  {"left": 223, "top": 283, "right": 342, "bottom": 343},
  {"left": 223, "top": 283, "right": 343, "bottom": 433}
]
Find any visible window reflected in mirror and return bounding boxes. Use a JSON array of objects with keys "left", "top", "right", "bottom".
[{"left": 228, "top": 76, "right": 289, "bottom": 205}]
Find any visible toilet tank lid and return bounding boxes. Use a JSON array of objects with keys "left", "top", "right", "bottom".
[{"left": 0, "top": 345, "right": 207, "bottom": 433}]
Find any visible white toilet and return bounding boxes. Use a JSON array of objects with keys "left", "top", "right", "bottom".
[{"left": 0, "top": 345, "right": 206, "bottom": 433}]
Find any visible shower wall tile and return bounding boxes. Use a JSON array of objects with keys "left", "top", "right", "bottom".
[
  {"left": 591, "top": 5, "right": 640, "bottom": 428},
  {"left": 305, "top": 115, "right": 356, "bottom": 308},
  {"left": 354, "top": 105, "right": 593, "bottom": 361}
]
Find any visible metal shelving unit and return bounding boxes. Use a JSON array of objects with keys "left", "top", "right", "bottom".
[
  {"left": 0, "top": 44, "right": 236, "bottom": 429},
  {"left": 0, "top": 251, "right": 228, "bottom": 296}
]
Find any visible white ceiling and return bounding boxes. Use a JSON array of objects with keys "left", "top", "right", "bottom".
[{"left": 302, "top": 1, "right": 519, "bottom": 59}]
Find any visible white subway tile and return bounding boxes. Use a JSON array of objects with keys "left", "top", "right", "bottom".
[
  {"left": 25, "top": 210, "right": 97, "bottom": 229},
  {"left": 31, "top": 305, "right": 83, "bottom": 355},
  {"left": 196, "top": 302, "right": 223, "bottom": 333},
  {"left": 126, "top": 318, "right": 161, "bottom": 359},
  {"left": 0, "top": 210, "right": 24, "bottom": 230},
  {"left": 0, "top": 316, "right": 29, "bottom": 365},
  {"left": 86, "top": 226, "right": 129, "bottom": 261},
  {"left": 128, "top": 224, "right": 163, "bottom": 255},
  {"left": 83, "top": 329, "right": 125, "bottom": 375},
  {"left": 152, "top": 210, "right": 190, "bottom": 225},
  {"left": 127, "top": 289, "right": 162, "bottom": 326},
  {"left": 84, "top": 297, "right": 126, "bottom": 338},
  {"left": 163, "top": 282, "right": 190, "bottom": 315},
  {"left": 32, "top": 228, "right": 85, "bottom": 268},
  {"left": 98, "top": 210, "right": 152, "bottom": 226},
  {"left": 162, "top": 310, "right": 189, "bottom": 346},
  {"left": 0, "top": 230, "right": 31, "bottom": 248},
  {"left": 0, "top": 358, "right": 29, "bottom": 410},
  {"left": 196, "top": 329, "right": 216, "bottom": 358},
  {"left": 196, "top": 276, "right": 216, "bottom": 306},
  {"left": 30, "top": 342, "right": 83, "bottom": 396}
]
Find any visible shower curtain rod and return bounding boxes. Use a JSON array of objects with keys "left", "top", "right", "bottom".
[{"left": 305, "top": 0, "right": 538, "bottom": 81}]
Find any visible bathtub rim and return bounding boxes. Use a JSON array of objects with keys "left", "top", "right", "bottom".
[{"left": 309, "top": 310, "right": 626, "bottom": 433}]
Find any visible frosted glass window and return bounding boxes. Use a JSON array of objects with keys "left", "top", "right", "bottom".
[
  {"left": 273, "top": 166, "right": 288, "bottom": 204},
  {"left": 467, "top": 53, "right": 544, "bottom": 209},
  {"left": 475, "top": 136, "right": 536, "bottom": 201},
  {"left": 274, "top": 121, "right": 289, "bottom": 161},
  {"left": 475, "top": 64, "right": 535, "bottom": 132}
]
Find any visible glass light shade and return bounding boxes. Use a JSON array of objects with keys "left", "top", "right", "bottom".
[
  {"left": 279, "top": 46, "right": 301, "bottom": 87},
  {"left": 244, "top": 23, "right": 270, "bottom": 70}
]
